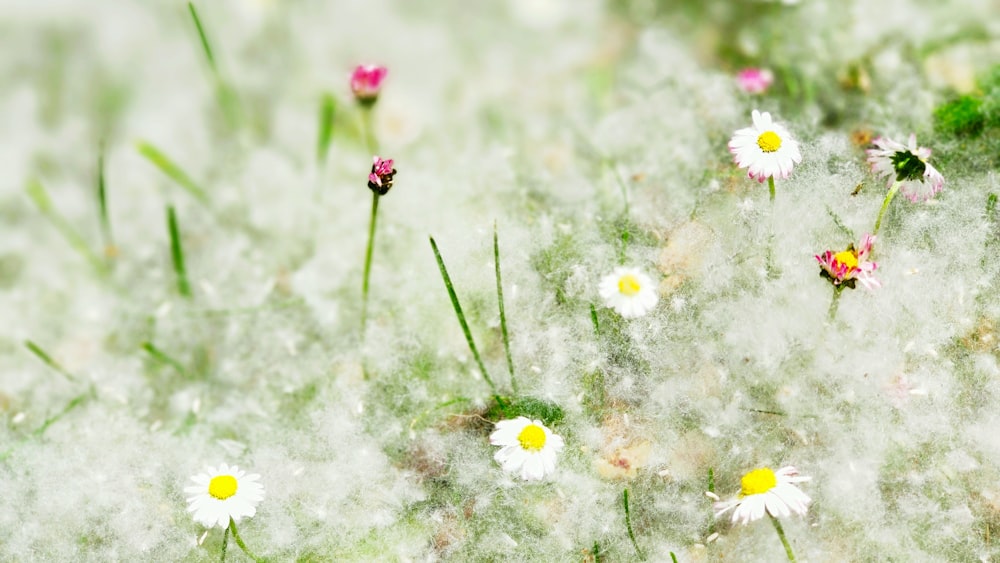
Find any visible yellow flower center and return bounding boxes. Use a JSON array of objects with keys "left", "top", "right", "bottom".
[
  {"left": 618, "top": 274, "right": 641, "bottom": 296},
  {"left": 740, "top": 467, "right": 777, "bottom": 496},
  {"left": 833, "top": 250, "right": 858, "bottom": 269},
  {"left": 756, "top": 131, "right": 782, "bottom": 153},
  {"left": 208, "top": 475, "right": 238, "bottom": 500},
  {"left": 517, "top": 424, "right": 547, "bottom": 451}
]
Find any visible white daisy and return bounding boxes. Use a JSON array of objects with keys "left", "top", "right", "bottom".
[
  {"left": 490, "top": 416, "right": 564, "bottom": 481},
  {"left": 728, "top": 110, "right": 802, "bottom": 183},
  {"left": 713, "top": 466, "right": 811, "bottom": 525},
  {"left": 599, "top": 267, "right": 658, "bottom": 319},
  {"left": 185, "top": 463, "right": 265, "bottom": 528},
  {"left": 866, "top": 134, "right": 944, "bottom": 202}
]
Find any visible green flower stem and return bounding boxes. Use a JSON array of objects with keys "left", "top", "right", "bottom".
[
  {"left": 493, "top": 222, "right": 518, "bottom": 394},
  {"left": 429, "top": 237, "right": 507, "bottom": 411},
  {"left": 827, "top": 284, "right": 844, "bottom": 321},
  {"left": 219, "top": 525, "right": 229, "bottom": 562},
  {"left": 228, "top": 518, "right": 264, "bottom": 562},
  {"left": 360, "top": 192, "right": 381, "bottom": 333},
  {"left": 873, "top": 180, "right": 901, "bottom": 236},
  {"left": 768, "top": 176, "right": 776, "bottom": 202},
  {"left": 361, "top": 106, "right": 378, "bottom": 155},
  {"left": 769, "top": 514, "right": 796, "bottom": 562}
]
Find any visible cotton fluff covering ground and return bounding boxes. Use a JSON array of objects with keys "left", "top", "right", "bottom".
[{"left": 1, "top": 0, "right": 1000, "bottom": 560}]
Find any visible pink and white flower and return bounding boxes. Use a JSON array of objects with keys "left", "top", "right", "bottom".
[
  {"left": 815, "top": 233, "right": 880, "bottom": 290},
  {"left": 367, "top": 155, "right": 397, "bottom": 195},
  {"left": 736, "top": 68, "right": 774, "bottom": 94},
  {"left": 866, "top": 134, "right": 944, "bottom": 202},
  {"left": 728, "top": 110, "right": 802, "bottom": 183},
  {"left": 350, "top": 64, "right": 388, "bottom": 103}
]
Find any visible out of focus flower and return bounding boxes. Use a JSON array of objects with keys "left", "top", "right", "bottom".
[
  {"left": 367, "top": 156, "right": 397, "bottom": 195},
  {"left": 185, "top": 464, "right": 265, "bottom": 528},
  {"left": 729, "top": 110, "right": 802, "bottom": 183},
  {"left": 713, "top": 466, "right": 811, "bottom": 525},
  {"left": 866, "top": 134, "right": 945, "bottom": 202},
  {"left": 815, "top": 233, "right": 880, "bottom": 290},
  {"left": 350, "top": 64, "right": 388, "bottom": 105},
  {"left": 736, "top": 68, "right": 774, "bottom": 94},
  {"left": 490, "top": 416, "right": 564, "bottom": 481},
  {"left": 599, "top": 267, "right": 658, "bottom": 319}
]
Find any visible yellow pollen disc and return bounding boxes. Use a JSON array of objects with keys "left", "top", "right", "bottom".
[
  {"left": 208, "top": 475, "right": 238, "bottom": 500},
  {"left": 517, "top": 424, "right": 547, "bottom": 451},
  {"left": 756, "top": 131, "right": 782, "bottom": 153},
  {"left": 833, "top": 250, "right": 858, "bottom": 269},
  {"left": 740, "top": 467, "right": 777, "bottom": 496},
  {"left": 618, "top": 274, "right": 641, "bottom": 296}
]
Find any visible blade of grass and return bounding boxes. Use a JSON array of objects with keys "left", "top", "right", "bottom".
[
  {"left": 24, "top": 340, "right": 76, "bottom": 383},
  {"left": 141, "top": 342, "right": 189, "bottom": 378},
  {"left": 187, "top": 2, "right": 216, "bottom": 73},
  {"left": 316, "top": 92, "right": 336, "bottom": 166},
  {"left": 590, "top": 303, "right": 600, "bottom": 335},
  {"left": 0, "top": 389, "right": 92, "bottom": 462},
  {"left": 96, "top": 142, "right": 115, "bottom": 258},
  {"left": 430, "top": 236, "right": 506, "bottom": 410},
  {"left": 493, "top": 222, "right": 518, "bottom": 394},
  {"left": 25, "top": 179, "right": 106, "bottom": 273},
  {"left": 167, "top": 206, "right": 192, "bottom": 298},
  {"left": 137, "top": 141, "right": 209, "bottom": 204},
  {"left": 187, "top": 2, "right": 240, "bottom": 128},
  {"left": 623, "top": 488, "right": 646, "bottom": 561}
]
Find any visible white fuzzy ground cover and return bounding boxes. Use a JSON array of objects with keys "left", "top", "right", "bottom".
[{"left": 2, "top": 0, "right": 1000, "bottom": 560}]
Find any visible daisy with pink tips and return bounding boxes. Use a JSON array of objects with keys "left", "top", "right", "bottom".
[
  {"left": 867, "top": 134, "right": 945, "bottom": 237},
  {"left": 815, "top": 233, "right": 881, "bottom": 290},
  {"left": 728, "top": 110, "right": 802, "bottom": 200},
  {"left": 866, "top": 134, "right": 944, "bottom": 204},
  {"left": 367, "top": 155, "right": 397, "bottom": 195}
]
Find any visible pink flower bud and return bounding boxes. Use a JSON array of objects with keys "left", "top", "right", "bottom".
[
  {"left": 736, "top": 68, "right": 774, "bottom": 95},
  {"left": 351, "top": 64, "right": 388, "bottom": 104}
]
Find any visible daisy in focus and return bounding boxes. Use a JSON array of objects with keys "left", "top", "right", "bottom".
[
  {"left": 815, "top": 233, "right": 880, "bottom": 290},
  {"left": 736, "top": 68, "right": 774, "bottom": 95},
  {"left": 728, "top": 110, "right": 802, "bottom": 197},
  {"left": 599, "top": 267, "right": 658, "bottom": 319},
  {"left": 185, "top": 463, "right": 265, "bottom": 529},
  {"left": 490, "top": 416, "right": 564, "bottom": 481},
  {"left": 713, "top": 466, "right": 811, "bottom": 525},
  {"left": 866, "top": 134, "right": 944, "bottom": 203}
]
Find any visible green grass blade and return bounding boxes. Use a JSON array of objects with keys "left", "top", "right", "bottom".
[
  {"left": 493, "top": 222, "right": 518, "bottom": 394},
  {"left": 141, "top": 342, "right": 189, "bottom": 378},
  {"left": 1, "top": 389, "right": 93, "bottom": 462},
  {"left": 430, "top": 236, "right": 506, "bottom": 408},
  {"left": 24, "top": 340, "right": 76, "bottom": 382},
  {"left": 623, "top": 488, "right": 646, "bottom": 561},
  {"left": 96, "top": 142, "right": 115, "bottom": 256},
  {"left": 136, "top": 141, "right": 209, "bottom": 203},
  {"left": 187, "top": 2, "right": 216, "bottom": 72},
  {"left": 25, "top": 179, "right": 106, "bottom": 272},
  {"left": 316, "top": 92, "right": 336, "bottom": 166},
  {"left": 167, "top": 206, "right": 192, "bottom": 298}
]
